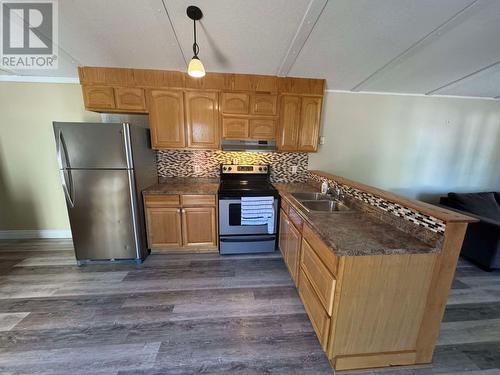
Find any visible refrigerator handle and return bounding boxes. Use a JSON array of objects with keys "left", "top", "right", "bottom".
[{"left": 57, "top": 130, "right": 75, "bottom": 208}]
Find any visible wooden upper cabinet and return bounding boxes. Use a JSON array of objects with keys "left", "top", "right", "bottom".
[
  {"left": 251, "top": 94, "right": 277, "bottom": 115},
  {"left": 82, "top": 86, "right": 115, "bottom": 110},
  {"left": 148, "top": 89, "right": 186, "bottom": 149},
  {"left": 185, "top": 91, "right": 220, "bottom": 149},
  {"left": 278, "top": 95, "right": 301, "bottom": 151},
  {"left": 222, "top": 117, "right": 249, "bottom": 139},
  {"left": 114, "top": 87, "right": 146, "bottom": 112},
  {"left": 249, "top": 119, "right": 276, "bottom": 140},
  {"left": 221, "top": 92, "right": 250, "bottom": 114},
  {"left": 298, "top": 96, "right": 322, "bottom": 152}
]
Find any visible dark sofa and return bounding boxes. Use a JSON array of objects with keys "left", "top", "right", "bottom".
[{"left": 440, "top": 192, "right": 500, "bottom": 270}]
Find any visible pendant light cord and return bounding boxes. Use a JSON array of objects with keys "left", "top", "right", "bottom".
[{"left": 192, "top": 19, "right": 199, "bottom": 58}]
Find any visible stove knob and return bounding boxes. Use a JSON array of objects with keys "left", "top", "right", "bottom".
[
  {"left": 228, "top": 166, "right": 232, "bottom": 171},
  {"left": 259, "top": 167, "right": 263, "bottom": 172},
  {"left": 223, "top": 166, "right": 227, "bottom": 171},
  {"left": 263, "top": 166, "right": 267, "bottom": 171}
]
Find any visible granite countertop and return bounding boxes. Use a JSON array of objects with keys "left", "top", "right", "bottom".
[
  {"left": 143, "top": 177, "right": 220, "bottom": 195},
  {"left": 274, "top": 183, "right": 440, "bottom": 257}
]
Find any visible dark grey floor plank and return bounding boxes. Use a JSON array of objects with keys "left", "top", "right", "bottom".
[
  {"left": 444, "top": 302, "right": 500, "bottom": 322},
  {"left": 1, "top": 240, "right": 500, "bottom": 375}
]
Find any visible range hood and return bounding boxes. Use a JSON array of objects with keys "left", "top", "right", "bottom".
[{"left": 221, "top": 140, "right": 277, "bottom": 152}]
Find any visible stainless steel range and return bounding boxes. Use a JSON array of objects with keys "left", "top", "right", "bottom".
[{"left": 218, "top": 164, "right": 279, "bottom": 254}]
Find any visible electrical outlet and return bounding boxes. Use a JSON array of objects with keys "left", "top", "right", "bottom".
[
  {"left": 193, "top": 165, "right": 202, "bottom": 173},
  {"left": 291, "top": 165, "right": 298, "bottom": 174},
  {"left": 319, "top": 136, "right": 326, "bottom": 145}
]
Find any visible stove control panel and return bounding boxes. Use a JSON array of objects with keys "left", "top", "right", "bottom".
[{"left": 221, "top": 164, "right": 269, "bottom": 174}]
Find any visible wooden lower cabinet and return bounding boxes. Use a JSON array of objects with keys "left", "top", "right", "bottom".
[
  {"left": 182, "top": 207, "right": 217, "bottom": 248},
  {"left": 279, "top": 208, "right": 301, "bottom": 286},
  {"left": 278, "top": 197, "right": 448, "bottom": 371},
  {"left": 144, "top": 194, "right": 218, "bottom": 252},
  {"left": 298, "top": 267, "right": 331, "bottom": 351},
  {"left": 145, "top": 207, "right": 182, "bottom": 249}
]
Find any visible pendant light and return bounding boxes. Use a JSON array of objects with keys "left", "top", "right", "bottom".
[{"left": 186, "top": 6, "right": 205, "bottom": 78}]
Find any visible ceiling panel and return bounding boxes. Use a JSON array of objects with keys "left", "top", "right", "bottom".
[
  {"left": 164, "top": 0, "right": 310, "bottom": 75},
  {"left": 6, "top": 0, "right": 187, "bottom": 78},
  {"left": 59, "top": 0, "right": 186, "bottom": 70},
  {"left": 289, "top": 0, "right": 474, "bottom": 89},
  {"left": 358, "top": 0, "right": 500, "bottom": 94},
  {"left": 432, "top": 63, "right": 500, "bottom": 98}
]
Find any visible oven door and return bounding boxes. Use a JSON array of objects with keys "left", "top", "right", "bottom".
[{"left": 219, "top": 197, "right": 278, "bottom": 235}]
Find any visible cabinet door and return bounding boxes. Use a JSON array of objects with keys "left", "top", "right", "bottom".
[
  {"left": 182, "top": 207, "right": 217, "bottom": 248},
  {"left": 148, "top": 90, "right": 186, "bottom": 149},
  {"left": 222, "top": 117, "right": 249, "bottom": 139},
  {"left": 145, "top": 207, "right": 182, "bottom": 249},
  {"left": 82, "top": 86, "right": 115, "bottom": 110},
  {"left": 279, "top": 210, "right": 289, "bottom": 260},
  {"left": 298, "top": 96, "right": 322, "bottom": 152},
  {"left": 185, "top": 91, "right": 220, "bottom": 149},
  {"left": 287, "top": 220, "right": 301, "bottom": 286},
  {"left": 222, "top": 92, "right": 250, "bottom": 114},
  {"left": 251, "top": 94, "right": 277, "bottom": 115},
  {"left": 249, "top": 119, "right": 276, "bottom": 140},
  {"left": 278, "top": 95, "right": 301, "bottom": 151},
  {"left": 115, "top": 87, "right": 146, "bottom": 111}
]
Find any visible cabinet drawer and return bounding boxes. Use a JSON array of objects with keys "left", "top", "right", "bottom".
[
  {"left": 222, "top": 117, "right": 249, "bottom": 139},
  {"left": 303, "top": 224, "right": 338, "bottom": 276},
  {"left": 144, "top": 195, "right": 180, "bottom": 207},
  {"left": 83, "top": 86, "right": 115, "bottom": 110},
  {"left": 222, "top": 92, "right": 250, "bottom": 114},
  {"left": 251, "top": 94, "right": 277, "bottom": 115},
  {"left": 181, "top": 194, "right": 216, "bottom": 206},
  {"left": 281, "top": 199, "right": 290, "bottom": 215},
  {"left": 288, "top": 206, "right": 303, "bottom": 232},
  {"left": 301, "top": 238, "right": 336, "bottom": 315},
  {"left": 115, "top": 87, "right": 146, "bottom": 111},
  {"left": 298, "top": 268, "right": 330, "bottom": 351},
  {"left": 249, "top": 119, "right": 276, "bottom": 140}
]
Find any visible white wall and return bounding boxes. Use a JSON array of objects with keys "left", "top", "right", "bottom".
[
  {"left": 309, "top": 92, "right": 500, "bottom": 202},
  {"left": 0, "top": 82, "right": 100, "bottom": 232}
]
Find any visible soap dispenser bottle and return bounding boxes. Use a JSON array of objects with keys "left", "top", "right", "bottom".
[{"left": 321, "top": 181, "right": 329, "bottom": 194}]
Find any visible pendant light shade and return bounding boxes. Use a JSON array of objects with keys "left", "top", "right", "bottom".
[
  {"left": 186, "top": 6, "right": 205, "bottom": 78},
  {"left": 188, "top": 57, "right": 205, "bottom": 78}
]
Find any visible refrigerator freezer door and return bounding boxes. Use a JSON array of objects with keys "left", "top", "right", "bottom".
[
  {"left": 53, "top": 122, "right": 131, "bottom": 169},
  {"left": 67, "top": 169, "right": 139, "bottom": 260}
]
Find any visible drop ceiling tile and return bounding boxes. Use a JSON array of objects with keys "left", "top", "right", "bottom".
[
  {"left": 289, "top": 0, "right": 474, "bottom": 90},
  {"left": 432, "top": 63, "right": 500, "bottom": 98},
  {"left": 165, "top": 0, "right": 311, "bottom": 75},
  {"left": 359, "top": 0, "right": 500, "bottom": 94}
]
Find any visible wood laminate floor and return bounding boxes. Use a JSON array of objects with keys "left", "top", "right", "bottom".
[{"left": 0, "top": 239, "right": 499, "bottom": 375}]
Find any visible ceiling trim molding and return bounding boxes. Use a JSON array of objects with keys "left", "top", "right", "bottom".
[
  {"left": 350, "top": 0, "right": 481, "bottom": 92},
  {"left": 0, "top": 75, "right": 79, "bottom": 84},
  {"left": 277, "top": 0, "right": 328, "bottom": 76},
  {"left": 426, "top": 59, "right": 500, "bottom": 95},
  {"left": 326, "top": 89, "right": 499, "bottom": 101}
]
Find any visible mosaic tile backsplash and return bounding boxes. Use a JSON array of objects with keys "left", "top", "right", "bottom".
[
  {"left": 157, "top": 150, "right": 308, "bottom": 183},
  {"left": 307, "top": 172, "right": 446, "bottom": 234}
]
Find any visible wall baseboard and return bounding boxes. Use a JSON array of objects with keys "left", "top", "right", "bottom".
[{"left": 0, "top": 230, "right": 72, "bottom": 239}]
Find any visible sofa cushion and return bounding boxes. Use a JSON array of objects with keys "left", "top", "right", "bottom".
[{"left": 448, "top": 192, "right": 500, "bottom": 221}]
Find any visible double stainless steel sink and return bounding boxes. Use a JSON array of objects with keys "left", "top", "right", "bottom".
[{"left": 291, "top": 192, "right": 351, "bottom": 212}]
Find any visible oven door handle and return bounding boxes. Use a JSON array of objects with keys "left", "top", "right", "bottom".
[{"left": 220, "top": 236, "right": 276, "bottom": 243}]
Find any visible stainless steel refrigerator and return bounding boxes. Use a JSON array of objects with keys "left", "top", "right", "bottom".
[{"left": 53, "top": 122, "right": 157, "bottom": 264}]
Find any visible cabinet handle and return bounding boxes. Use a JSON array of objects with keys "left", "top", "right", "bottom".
[
  {"left": 177, "top": 209, "right": 181, "bottom": 213},
  {"left": 182, "top": 209, "right": 186, "bottom": 213}
]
